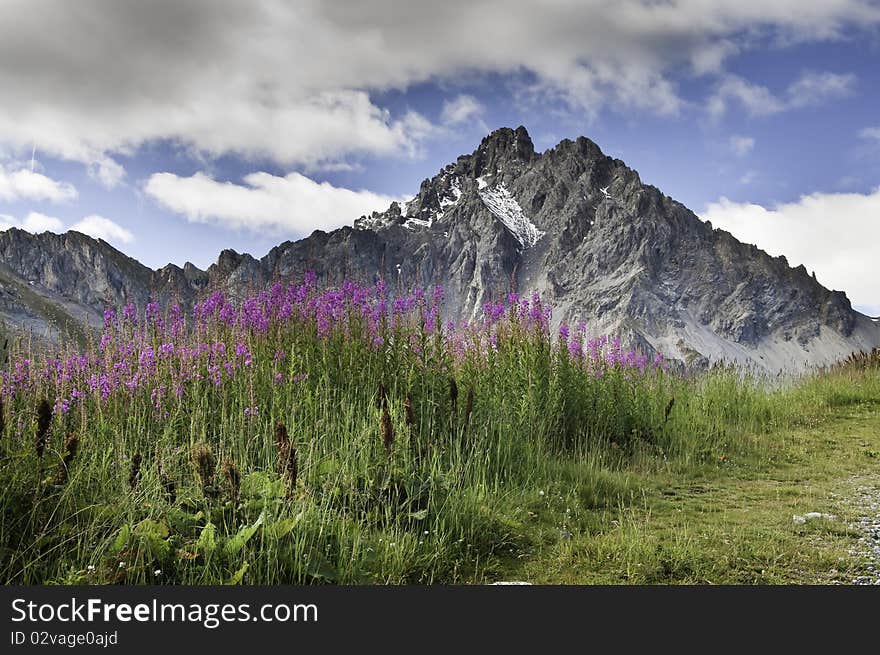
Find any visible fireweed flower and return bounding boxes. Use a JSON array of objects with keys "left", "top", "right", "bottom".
[
  {"left": 122, "top": 303, "right": 137, "bottom": 324},
  {"left": 103, "top": 308, "right": 117, "bottom": 330},
  {"left": 559, "top": 323, "right": 570, "bottom": 342},
  {"left": 1, "top": 274, "right": 665, "bottom": 416}
]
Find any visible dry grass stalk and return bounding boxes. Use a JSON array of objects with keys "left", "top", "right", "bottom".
[
  {"left": 381, "top": 404, "right": 394, "bottom": 458},
  {"left": 462, "top": 387, "right": 474, "bottom": 434}
]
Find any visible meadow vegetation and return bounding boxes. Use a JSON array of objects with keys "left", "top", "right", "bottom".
[{"left": 0, "top": 275, "right": 877, "bottom": 584}]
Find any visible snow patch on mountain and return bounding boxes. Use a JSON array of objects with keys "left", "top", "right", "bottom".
[
  {"left": 440, "top": 178, "right": 462, "bottom": 208},
  {"left": 479, "top": 184, "right": 544, "bottom": 248},
  {"left": 404, "top": 216, "right": 431, "bottom": 229}
]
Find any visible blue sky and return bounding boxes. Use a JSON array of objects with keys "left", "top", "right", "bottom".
[{"left": 1, "top": 1, "right": 878, "bottom": 314}]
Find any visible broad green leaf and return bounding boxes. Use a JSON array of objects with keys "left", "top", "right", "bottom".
[
  {"left": 133, "top": 518, "right": 169, "bottom": 539},
  {"left": 269, "top": 513, "right": 301, "bottom": 540},
  {"left": 241, "top": 472, "right": 285, "bottom": 499},
  {"left": 224, "top": 511, "right": 265, "bottom": 556},
  {"left": 196, "top": 522, "right": 217, "bottom": 555},
  {"left": 316, "top": 458, "right": 339, "bottom": 477},
  {"left": 306, "top": 556, "right": 338, "bottom": 582},
  {"left": 110, "top": 524, "right": 130, "bottom": 554},
  {"left": 227, "top": 562, "right": 249, "bottom": 585}
]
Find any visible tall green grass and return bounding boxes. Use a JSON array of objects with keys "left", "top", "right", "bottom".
[{"left": 0, "top": 280, "right": 874, "bottom": 584}]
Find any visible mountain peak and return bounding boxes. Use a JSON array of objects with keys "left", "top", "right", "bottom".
[
  {"left": 470, "top": 125, "right": 536, "bottom": 176},
  {"left": 3, "top": 127, "right": 879, "bottom": 370}
]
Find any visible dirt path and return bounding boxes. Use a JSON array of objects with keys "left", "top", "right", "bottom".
[{"left": 850, "top": 483, "right": 880, "bottom": 585}]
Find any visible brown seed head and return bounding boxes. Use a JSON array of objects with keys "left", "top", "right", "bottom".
[
  {"left": 129, "top": 453, "right": 143, "bottom": 490},
  {"left": 274, "top": 422, "right": 297, "bottom": 494},
  {"left": 53, "top": 431, "right": 80, "bottom": 485},
  {"left": 191, "top": 442, "right": 216, "bottom": 496},
  {"left": 35, "top": 398, "right": 52, "bottom": 458},
  {"left": 159, "top": 461, "right": 177, "bottom": 504},
  {"left": 222, "top": 458, "right": 241, "bottom": 503}
]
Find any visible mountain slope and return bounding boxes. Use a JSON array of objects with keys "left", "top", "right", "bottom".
[{"left": 1, "top": 126, "right": 877, "bottom": 369}]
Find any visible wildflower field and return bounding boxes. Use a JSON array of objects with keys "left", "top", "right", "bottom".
[{"left": 1, "top": 275, "right": 878, "bottom": 584}]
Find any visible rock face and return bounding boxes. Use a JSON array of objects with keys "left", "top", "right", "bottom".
[{"left": 1, "top": 125, "right": 878, "bottom": 369}]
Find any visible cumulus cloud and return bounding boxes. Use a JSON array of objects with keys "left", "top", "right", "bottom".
[
  {"left": 70, "top": 214, "right": 134, "bottom": 244},
  {"left": 0, "top": 211, "right": 64, "bottom": 233},
  {"left": 441, "top": 95, "right": 486, "bottom": 126},
  {"left": 0, "top": 166, "right": 77, "bottom": 202},
  {"left": 729, "top": 135, "right": 755, "bottom": 157},
  {"left": 0, "top": 211, "right": 133, "bottom": 247},
  {"left": 87, "top": 157, "right": 126, "bottom": 188},
  {"left": 0, "top": 1, "right": 877, "bottom": 171},
  {"left": 144, "top": 171, "right": 400, "bottom": 235},
  {"left": 701, "top": 189, "right": 880, "bottom": 314}
]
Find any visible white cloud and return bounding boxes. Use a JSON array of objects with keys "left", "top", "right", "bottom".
[
  {"left": 0, "top": 166, "right": 77, "bottom": 202},
  {"left": 23, "top": 211, "right": 64, "bottom": 233},
  {"left": 441, "top": 95, "right": 486, "bottom": 126},
  {"left": 785, "top": 71, "right": 855, "bottom": 108},
  {"left": 0, "top": 1, "right": 877, "bottom": 171},
  {"left": 709, "top": 76, "right": 785, "bottom": 117},
  {"left": 0, "top": 211, "right": 133, "bottom": 245},
  {"left": 701, "top": 189, "right": 880, "bottom": 314},
  {"left": 70, "top": 214, "right": 134, "bottom": 245},
  {"left": 0, "top": 211, "right": 64, "bottom": 233},
  {"left": 729, "top": 135, "right": 755, "bottom": 157},
  {"left": 144, "top": 171, "right": 400, "bottom": 235},
  {"left": 87, "top": 157, "right": 126, "bottom": 188},
  {"left": 709, "top": 70, "right": 855, "bottom": 118},
  {"left": 860, "top": 127, "right": 880, "bottom": 141}
]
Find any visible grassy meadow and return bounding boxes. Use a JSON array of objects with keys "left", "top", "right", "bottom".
[{"left": 0, "top": 276, "right": 878, "bottom": 584}]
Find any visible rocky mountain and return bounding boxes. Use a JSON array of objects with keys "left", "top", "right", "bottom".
[{"left": 1, "top": 126, "right": 878, "bottom": 370}]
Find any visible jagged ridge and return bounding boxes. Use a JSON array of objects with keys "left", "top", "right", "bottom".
[{"left": 1, "top": 126, "right": 878, "bottom": 370}]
